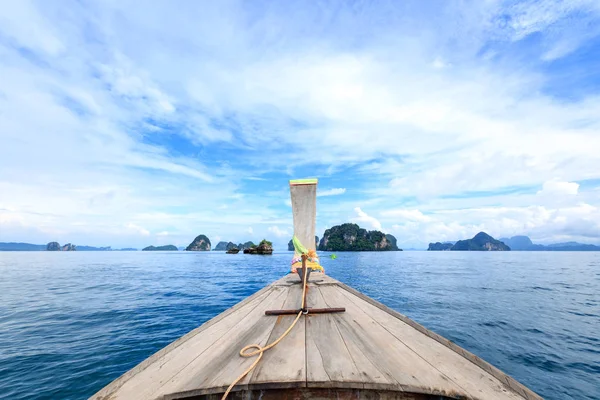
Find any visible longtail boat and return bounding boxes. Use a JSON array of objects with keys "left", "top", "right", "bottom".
[{"left": 92, "top": 179, "right": 542, "bottom": 400}]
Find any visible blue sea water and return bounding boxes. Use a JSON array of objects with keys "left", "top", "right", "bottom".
[{"left": 0, "top": 251, "right": 598, "bottom": 400}]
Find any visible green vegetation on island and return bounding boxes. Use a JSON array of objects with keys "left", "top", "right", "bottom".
[
  {"left": 243, "top": 239, "right": 273, "bottom": 254},
  {"left": 214, "top": 241, "right": 240, "bottom": 251},
  {"left": 429, "top": 232, "right": 510, "bottom": 251},
  {"left": 237, "top": 241, "right": 255, "bottom": 250},
  {"left": 142, "top": 245, "right": 178, "bottom": 251},
  {"left": 427, "top": 242, "right": 454, "bottom": 251},
  {"left": 47, "top": 242, "right": 62, "bottom": 251},
  {"left": 318, "top": 223, "right": 401, "bottom": 251},
  {"left": 186, "top": 235, "right": 211, "bottom": 251}
]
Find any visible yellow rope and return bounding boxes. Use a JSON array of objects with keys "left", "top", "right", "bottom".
[{"left": 221, "top": 265, "right": 310, "bottom": 400}]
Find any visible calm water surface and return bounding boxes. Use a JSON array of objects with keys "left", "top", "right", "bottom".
[{"left": 0, "top": 251, "right": 598, "bottom": 399}]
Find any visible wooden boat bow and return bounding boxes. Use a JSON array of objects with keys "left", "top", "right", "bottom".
[{"left": 90, "top": 273, "right": 541, "bottom": 400}]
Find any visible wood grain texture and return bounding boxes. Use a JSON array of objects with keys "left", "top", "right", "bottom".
[
  {"left": 249, "top": 282, "right": 306, "bottom": 387},
  {"left": 91, "top": 274, "right": 540, "bottom": 400},
  {"left": 305, "top": 285, "right": 393, "bottom": 389}
]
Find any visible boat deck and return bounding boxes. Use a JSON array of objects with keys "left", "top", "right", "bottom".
[{"left": 91, "top": 274, "right": 541, "bottom": 400}]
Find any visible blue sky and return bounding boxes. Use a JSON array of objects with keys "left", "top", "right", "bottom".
[{"left": 1, "top": 0, "right": 600, "bottom": 249}]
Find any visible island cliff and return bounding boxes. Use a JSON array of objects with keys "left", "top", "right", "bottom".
[
  {"left": 318, "top": 223, "right": 401, "bottom": 251},
  {"left": 186, "top": 235, "right": 211, "bottom": 251}
]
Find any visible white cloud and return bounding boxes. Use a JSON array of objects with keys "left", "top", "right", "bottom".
[
  {"left": 268, "top": 226, "right": 289, "bottom": 237},
  {"left": 317, "top": 188, "right": 346, "bottom": 197},
  {"left": 382, "top": 209, "right": 432, "bottom": 222},
  {"left": 125, "top": 223, "right": 150, "bottom": 236},
  {"left": 247, "top": 227, "right": 254, "bottom": 235},
  {"left": 352, "top": 207, "right": 382, "bottom": 231},
  {"left": 537, "top": 180, "right": 579, "bottom": 196}
]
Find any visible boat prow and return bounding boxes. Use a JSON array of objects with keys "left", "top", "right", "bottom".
[{"left": 91, "top": 273, "right": 541, "bottom": 400}]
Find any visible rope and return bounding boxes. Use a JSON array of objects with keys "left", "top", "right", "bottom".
[{"left": 221, "top": 264, "right": 310, "bottom": 400}]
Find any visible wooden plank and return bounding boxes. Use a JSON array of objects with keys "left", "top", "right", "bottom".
[
  {"left": 305, "top": 284, "right": 394, "bottom": 389},
  {"left": 318, "top": 285, "right": 470, "bottom": 398},
  {"left": 249, "top": 282, "right": 306, "bottom": 387},
  {"left": 336, "top": 285, "right": 526, "bottom": 400},
  {"left": 312, "top": 273, "right": 337, "bottom": 285},
  {"left": 157, "top": 285, "right": 289, "bottom": 397},
  {"left": 91, "top": 285, "right": 276, "bottom": 400}
]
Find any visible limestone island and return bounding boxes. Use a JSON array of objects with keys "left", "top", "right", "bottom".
[
  {"left": 215, "top": 241, "right": 255, "bottom": 251},
  {"left": 428, "top": 232, "right": 510, "bottom": 251},
  {"left": 142, "top": 245, "right": 178, "bottom": 251},
  {"left": 186, "top": 235, "right": 211, "bottom": 251},
  {"left": 226, "top": 247, "right": 240, "bottom": 254},
  {"left": 243, "top": 239, "right": 273, "bottom": 255},
  {"left": 427, "top": 242, "right": 454, "bottom": 251},
  {"left": 318, "top": 223, "right": 401, "bottom": 251},
  {"left": 46, "top": 242, "right": 76, "bottom": 251}
]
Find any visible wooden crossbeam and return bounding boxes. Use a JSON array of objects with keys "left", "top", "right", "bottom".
[{"left": 265, "top": 307, "right": 346, "bottom": 316}]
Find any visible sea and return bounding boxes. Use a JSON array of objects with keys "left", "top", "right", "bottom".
[{"left": 0, "top": 251, "right": 598, "bottom": 400}]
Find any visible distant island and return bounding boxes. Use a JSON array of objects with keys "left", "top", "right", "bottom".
[
  {"left": 214, "top": 241, "right": 236, "bottom": 251},
  {"left": 499, "top": 235, "right": 600, "bottom": 251},
  {"left": 46, "top": 242, "right": 76, "bottom": 251},
  {"left": 428, "top": 242, "right": 454, "bottom": 251},
  {"left": 142, "top": 245, "right": 178, "bottom": 251},
  {"left": 318, "top": 223, "right": 401, "bottom": 251},
  {"left": 288, "top": 236, "right": 319, "bottom": 251},
  {"left": 186, "top": 235, "right": 211, "bottom": 251},
  {"left": 0, "top": 242, "right": 136, "bottom": 251},
  {"left": 4, "top": 231, "right": 598, "bottom": 253},
  {"left": 428, "top": 232, "right": 510, "bottom": 251},
  {"left": 213, "top": 241, "right": 256, "bottom": 251},
  {"left": 0, "top": 242, "right": 46, "bottom": 251},
  {"left": 243, "top": 239, "right": 273, "bottom": 254}
]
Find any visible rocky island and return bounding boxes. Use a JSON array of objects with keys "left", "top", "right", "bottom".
[
  {"left": 214, "top": 241, "right": 240, "bottom": 251},
  {"left": 142, "top": 245, "right": 178, "bottom": 251},
  {"left": 237, "top": 241, "right": 255, "bottom": 250},
  {"left": 429, "top": 232, "right": 510, "bottom": 251},
  {"left": 427, "top": 242, "right": 454, "bottom": 251},
  {"left": 46, "top": 242, "right": 76, "bottom": 251},
  {"left": 186, "top": 235, "right": 211, "bottom": 251},
  {"left": 47, "top": 242, "right": 61, "bottom": 251},
  {"left": 499, "top": 235, "right": 600, "bottom": 251},
  {"left": 318, "top": 223, "right": 401, "bottom": 251},
  {"left": 243, "top": 239, "right": 273, "bottom": 254}
]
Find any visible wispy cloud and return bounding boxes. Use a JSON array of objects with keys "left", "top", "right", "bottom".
[
  {"left": 352, "top": 207, "right": 382, "bottom": 232},
  {"left": 318, "top": 188, "right": 346, "bottom": 197}
]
